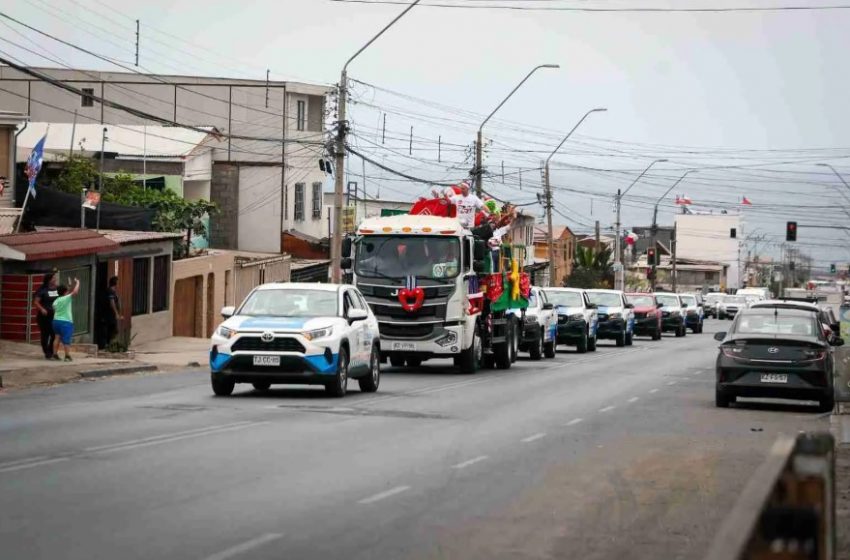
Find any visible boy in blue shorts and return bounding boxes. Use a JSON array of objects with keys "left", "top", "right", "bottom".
[{"left": 52, "top": 278, "right": 80, "bottom": 362}]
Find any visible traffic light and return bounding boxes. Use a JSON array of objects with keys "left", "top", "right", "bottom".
[
  {"left": 831, "top": 263, "right": 837, "bottom": 274},
  {"left": 789, "top": 261, "right": 796, "bottom": 271},
  {"left": 646, "top": 247, "right": 657, "bottom": 266},
  {"left": 786, "top": 221, "right": 797, "bottom": 242},
  {"left": 730, "top": 228, "right": 736, "bottom": 239}
]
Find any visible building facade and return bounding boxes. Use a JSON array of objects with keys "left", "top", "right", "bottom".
[
  {"left": 674, "top": 213, "right": 743, "bottom": 289},
  {"left": 0, "top": 66, "right": 332, "bottom": 254}
]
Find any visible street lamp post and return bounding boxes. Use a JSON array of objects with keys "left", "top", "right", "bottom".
[
  {"left": 331, "top": 0, "right": 421, "bottom": 283},
  {"left": 614, "top": 158, "right": 667, "bottom": 290},
  {"left": 474, "top": 64, "right": 560, "bottom": 197},
  {"left": 544, "top": 107, "right": 607, "bottom": 286},
  {"left": 817, "top": 163, "right": 850, "bottom": 217},
  {"left": 649, "top": 169, "right": 697, "bottom": 290}
]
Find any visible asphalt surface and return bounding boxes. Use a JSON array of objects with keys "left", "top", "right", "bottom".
[{"left": 0, "top": 320, "right": 831, "bottom": 560}]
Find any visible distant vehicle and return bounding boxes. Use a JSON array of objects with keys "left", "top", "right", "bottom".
[
  {"left": 626, "top": 293, "right": 662, "bottom": 340},
  {"left": 714, "top": 307, "right": 842, "bottom": 411},
  {"left": 587, "top": 289, "right": 635, "bottom": 347},
  {"left": 655, "top": 292, "right": 687, "bottom": 337},
  {"left": 718, "top": 295, "right": 748, "bottom": 320},
  {"left": 209, "top": 283, "right": 381, "bottom": 398},
  {"left": 679, "top": 293, "right": 704, "bottom": 333},
  {"left": 508, "top": 286, "right": 557, "bottom": 361},
  {"left": 749, "top": 299, "right": 841, "bottom": 344},
  {"left": 703, "top": 293, "right": 723, "bottom": 319},
  {"left": 544, "top": 287, "right": 598, "bottom": 353},
  {"left": 736, "top": 287, "right": 771, "bottom": 300}
]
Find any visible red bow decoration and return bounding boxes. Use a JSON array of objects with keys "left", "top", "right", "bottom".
[
  {"left": 398, "top": 287, "right": 425, "bottom": 312},
  {"left": 519, "top": 272, "right": 531, "bottom": 299}
]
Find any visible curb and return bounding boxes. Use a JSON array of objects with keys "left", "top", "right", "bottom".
[{"left": 79, "top": 364, "right": 158, "bottom": 379}]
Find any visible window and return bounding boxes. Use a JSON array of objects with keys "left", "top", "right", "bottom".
[
  {"left": 152, "top": 255, "right": 170, "bottom": 312},
  {"left": 296, "top": 100, "right": 306, "bottom": 131},
  {"left": 307, "top": 95, "right": 324, "bottom": 132},
  {"left": 294, "top": 183, "right": 305, "bottom": 221},
  {"left": 81, "top": 88, "right": 95, "bottom": 107},
  {"left": 132, "top": 257, "right": 151, "bottom": 316},
  {"left": 311, "top": 182, "right": 322, "bottom": 219}
]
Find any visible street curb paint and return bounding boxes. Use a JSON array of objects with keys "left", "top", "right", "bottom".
[{"left": 79, "top": 364, "right": 158, "bottom": 378}]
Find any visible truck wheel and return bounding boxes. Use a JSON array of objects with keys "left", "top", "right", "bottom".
[
  {"left": 458, "top": 326, "right": 481, "bottom": 374},
  {"left": 652, "top": 328, "right": 662, "bottom": 341},
  {"left": 543, "top": 335, "right": 556, "bottom": 358},
  {"left": 529, "top": 329, "right": 543, "bottom": 361},
  {"left": 509, "top": 318, "right": 519, "bottom": 363},
  {"left": 715, "top": 386, "right": 732, "bottom": 408},
  {"left": 482, "top": 354, "right": 495, "bottom": 369},
  {"left": 576, "top": 328, "right": 588, "bottom": 354},
  {"left": 358, "top": 347, "right": 381, "bottom": 393},
  {"left": 406, "top": 357, "right": 422, "bottom": 368},
  {"left": 325, "top": 347, "right": 348, "bottom": 398},
  {"left": 211, "top": 374, "right": 235, "bottom": 397},
  {"left": 719, "top": 312, "right": 726, "bottom": 320},
  {"left": 389, "top": 356, "right": 405, "bottom": 368},
  {"left": 616, "top": 328, "right": 626, "bottom": 347},
  {"left": 625, "top": 330, "right": 633, "bottom": 346},
  {"left": 818, "top": 391, "right": 835, "bottom": 413},
  {"left": 494, "top": 325, "right": 512, "bottom": 370},
  {"left": 588, "top": 329, "right": 598, "bottom": 351}
]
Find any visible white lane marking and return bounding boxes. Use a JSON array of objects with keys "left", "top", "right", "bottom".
[
  {"left": 565, "top": 418, "right": 584, "bottom": 426},
  {"left": 358, "top": 485, "right": 411, "bottom": 505},
  {"left": 521, "top": 432, "right": 546, "bottom": 443},
  {"left": 598, "top": 406, "right": 616, "bottom": 413},
  {"left": 649, "top": 388, "right": 659, "bottom": 394},
  {"left": 452, "top": 455, "right": 489, "bottom": 470},
  {"left": 201, "top": 533, "right": 283, "bottom": 560},
  {"left": 89, "top": 422, "right": 268, "bottom": 454},
  {"left": 627, "top": 397, "right": 640, "bottom": 403},
  {"left": 0, "top": 457, "right": 70, "bottom": 474},
  {"left": 0, "top": 455, "right": 50, "bottom": 469},
  {"left": 84, "top": 422, "right": 255, "bottom": 452},
  {"left": 667, "top": 381, "right": 677, "bottom": 386}
]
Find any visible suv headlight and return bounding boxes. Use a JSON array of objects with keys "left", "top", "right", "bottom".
[
  {"left": 568, "top": 313, "right": 584, "bottom": 321},
  {"left": 303, "top": 326, "right": 333, "bottom": 341},
  {"left": 216, "top": 325, "right": 237, "bottom": 339},
  {"left": 524, "top": 315, "right": 538, "bottom": 324}
]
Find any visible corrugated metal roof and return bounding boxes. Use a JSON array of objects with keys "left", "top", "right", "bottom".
[
  {"left": 99, "top": 229, "right": 183, "bottom": 245},
  {"left": 0, "top": 229, "right": 119, "bottom": 261}
]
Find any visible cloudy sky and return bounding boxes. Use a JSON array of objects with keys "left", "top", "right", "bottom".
[{"left": 2, "top": 0, "right": 850, "bottom": 268}]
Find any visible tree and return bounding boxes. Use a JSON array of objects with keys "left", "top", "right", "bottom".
[{"left": 564, "top": 244, "right": 614, "bottom": 289}]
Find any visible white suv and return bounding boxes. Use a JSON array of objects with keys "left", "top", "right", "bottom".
[
  {"left": 586, "top": 289, "right": 636, "bottom": 347},
  {"left": 210, "top": 283, "right": 380, "bottom": 398},
  {"left": 543, "top": 287, "right": 599, "bottom": 353},
  {"left": 509, "top": 286, "right": 557, "bottom": 360}
]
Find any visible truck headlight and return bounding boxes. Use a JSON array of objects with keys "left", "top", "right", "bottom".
[
  {"left": 523, "top": 315, "right": 538, "bottom": 324},
  {"left": 216, "top": 326, "right": 237, "bottom": 339},
  {"left": 435, "top": 331, "right": 458, "bottom": 347},
  {"left": 303, "top": 326, "right": 333, "bottom": 341}
]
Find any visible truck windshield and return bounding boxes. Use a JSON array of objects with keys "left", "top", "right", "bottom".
[
  {"left": 355, "top": 235, "right": 460, "bottom": 280},
  {"left": 545, "top": 291, "right": 583, "bottom": 308},
  {"left": 587, "top": 292, "right": 622, "bottom": 307}
]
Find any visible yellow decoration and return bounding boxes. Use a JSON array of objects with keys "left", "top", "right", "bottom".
[{"left": 510, "top": 258, "right": 520, "bottom": 300}]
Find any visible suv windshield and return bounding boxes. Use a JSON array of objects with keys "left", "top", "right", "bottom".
[
  {"left": 681, "top": 295, "right": 697, "bottom": 306},
  {"left": 735, "top": 313, "right": 817, "bottom": 336},
  {"left": 587, "top": 292, "right": 622, "bottom": 307},
  {"left": 656, "top": 294, "right": 680, "bottom": 307},
  {"left": 545, "top": 291, "right": 583, "bottom": 308},
  {"left": 628, "top": 295, "right": 655, "bottom": 307},
  {"left": 355, "top": 235, "right": 460, "bottom": 280},
  {"left": 238, "top": 289, "right": 338, "bottom": 318}
]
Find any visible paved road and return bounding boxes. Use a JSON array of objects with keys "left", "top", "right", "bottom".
[{"left": 0, "top": 321, "right": 830, "bottom": 560}]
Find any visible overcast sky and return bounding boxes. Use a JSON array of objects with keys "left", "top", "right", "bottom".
[{"left": 3, "top": 0, "right": 850, "bottom": 268}]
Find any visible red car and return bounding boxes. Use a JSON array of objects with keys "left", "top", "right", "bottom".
[{"left": 626, "top": 293, "right": 662, "bottom": 340}]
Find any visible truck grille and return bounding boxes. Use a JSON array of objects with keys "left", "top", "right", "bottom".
[
  {"left": 231, "top": 337, "right": 305, "bottom": 353},
  {"left": 378, "top": 322, "right": 435, "bottom": 339},
  {"left": 598, "top": 313, "right": 609, "bottom": 322},
  {"left": 634, "top": 312, "right": 647, "bottom": 319},
  {"left": 370, "top": 303, "right": 445, "bottom": 321}
]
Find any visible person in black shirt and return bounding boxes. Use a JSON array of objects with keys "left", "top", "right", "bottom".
[
  {"left": 32, "top": 272, "right": 59, "bottom": 359},
  {"left": 104, "top": 276, "right": 123, "bottom": 346}
]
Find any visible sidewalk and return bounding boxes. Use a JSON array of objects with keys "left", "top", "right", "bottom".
[
  {"left": 0, "top": 336, "right": 208, "bottom": 392},
  {"left": 833, "top": 405, "right": 850, "bottom": 559}
]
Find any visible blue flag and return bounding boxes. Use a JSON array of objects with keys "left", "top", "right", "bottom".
[{"left": 24, "top": 133, "right": 47, "bottom": 199}]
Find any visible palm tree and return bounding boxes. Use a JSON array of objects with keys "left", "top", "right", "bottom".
[{"left": 565, "top": 245, "right": 614, "bottom": 288}]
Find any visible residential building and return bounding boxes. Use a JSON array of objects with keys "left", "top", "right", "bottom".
[
  {"left": 674, "top": 213, "right": 743, "bottom": 289},
  {"left": 628, "top": 252, "right": 728, "bottom": 293},
  {"left": 0, "top": 66, "right": 332, "bottom": 254},
  {"left": 0, "top": 110, "right": 27, "bottom": 213},
  {"left": 533, "top": 224, "right": 575, "bottom": 287}
]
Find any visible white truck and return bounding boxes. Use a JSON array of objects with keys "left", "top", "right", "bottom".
[{"left": 343, "top": 214, "right": 530, "bottom": 373}]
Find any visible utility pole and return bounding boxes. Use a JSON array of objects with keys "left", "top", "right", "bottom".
[
  {"left": 614, "top": 158, "right": 667, "bottom": 290},
  {"left": 331, "top": 0, "right": 421, "bottom": 283},
  {"left": 594, "top": 221, "right": 601, "bottom": 256},
  {"left": 135, "top": 20, "right": 139, "bottom": 67},
  {"left": 474, "top": 64, "right": 559, "bottom": 197},
  {"left": 96, "top": 126, "right": 107, "bottom": 231},
  {"left": 544, "top": 107, "right": 607, "bottom": 287},
  {"left": 650, "top": 169, "right": 697, "bottom": 291},
  {"left": 672, "top": 221, "right": 678, "bottom": 292}
]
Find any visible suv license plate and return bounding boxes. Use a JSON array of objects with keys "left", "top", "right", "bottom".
[
  {"left": 253, "top": 355, "right": 281, "bottom": 367},
  {"left": 760, "top": 373, "right": 788, "bottom": 384},
  {"left": 392, "top": 342, "right": 417, "bottom": 351}
]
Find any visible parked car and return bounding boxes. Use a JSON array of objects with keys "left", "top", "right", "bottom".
[
  {"left": 587, "top": 289, "right": 635, "bottom": 347},
  {"left": 703, "top": 293, "right": 723, "bottom": 319},
  {"left": 508, "top": 286, "right": 557, "bottom": 361},
  {"left": 679, "top": 293, "right": 704, "bottom": 333},
  {"left": 714, "top": 307, "right": 842, "bottom": 411},
  {"left": 209, "top": 283, "right": 381, "bottom": 398},
  {"left": 543, "top": 287, "right": 598, "bottom": 353},
  {"left": 626, "top": 293, "right": 662, "bottom": 340},
  {"left": 655, "top": 292, "right": 687, "bottom": 337},
  {"left": 718, "top": 295, "right": 748, "bottom": 319}
]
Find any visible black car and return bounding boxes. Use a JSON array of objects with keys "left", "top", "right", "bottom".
[{"left": 714, "top": 307, "right": 842, "bottom": 411}]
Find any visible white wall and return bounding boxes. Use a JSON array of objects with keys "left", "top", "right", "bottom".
[
  {"left": 675, "top": 214, "right": 743, "bottom": 289},
  {"left": 238, "top": 166, "right": 281, "bottom": 253}
]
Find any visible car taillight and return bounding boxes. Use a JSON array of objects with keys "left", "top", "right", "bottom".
[
  {"left": 801, "top": 349, "right": 826, "bottom": 362},
  {"left": 721, "top": 347, "right": 742, "bottom": 358}
]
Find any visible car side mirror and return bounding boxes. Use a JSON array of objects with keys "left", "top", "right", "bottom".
[
  {"left": 341, "top": 257, "right": 352, "bottom": 270},
  {"left": 831, "top": 337, "right": 845, "bottom": 347},
  {"left": 682, "top": 302, "right": 688, "bottom": 308},
  {"left": 713, "top": 332, "right": 726, "bottom": 341},
  {"left": 341, "top": 237, "right": 352, "bottom": 257},
  {"left": 347, "top": 308, "right": 368, "bottom": 323},
  {"left": 473, "top": 239, "right": 487, "bottom": 260},
  {"left": 625, "top": 303, "right": 634, "bottom": 309},
  {"left": 542, "top": 302, "right": 554, "bottom": 310},
  {"left": 221, "top": 306, "right": 235, "bottom": 319},
  {"left": 657, "top": 303, "right": 664, "bottom": 308},
  {"left": 587, "top": 303, "right": 597, "bottom": 309},
  {"left": 831, "top": 322, "right": 840, "bottom": 333}
]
